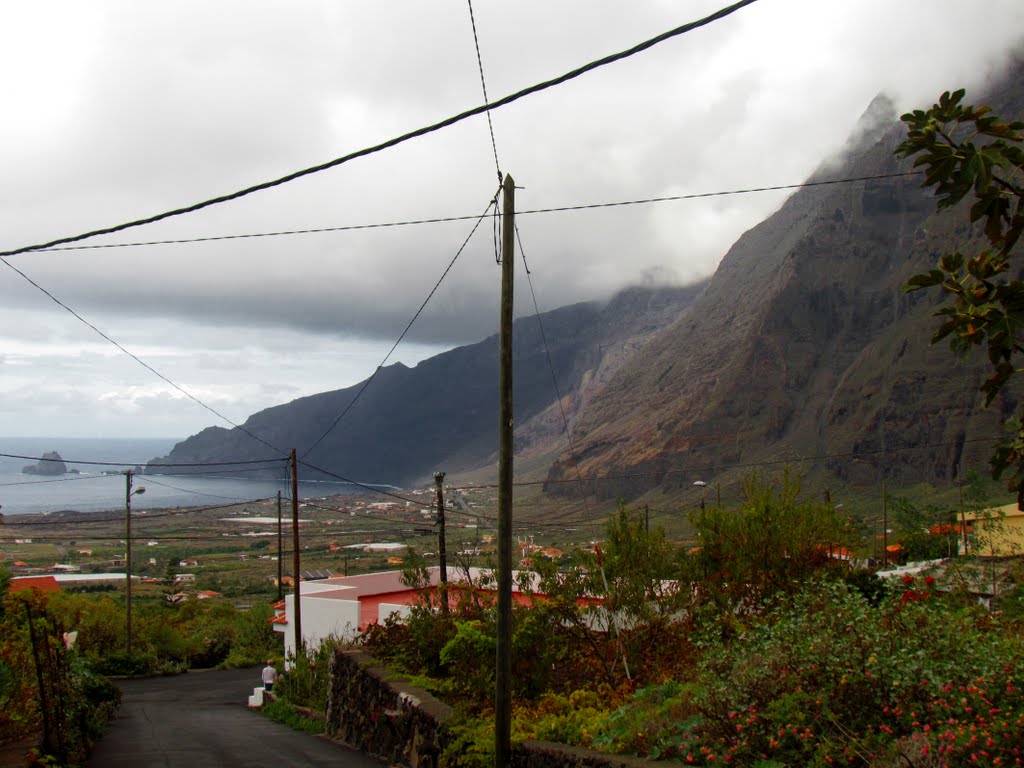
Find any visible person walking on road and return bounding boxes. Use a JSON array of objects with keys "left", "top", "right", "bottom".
[{"left": 262, "top": 661, "right": 277, "bottom": 692}]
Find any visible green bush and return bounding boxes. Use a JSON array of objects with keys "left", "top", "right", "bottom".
[
  {"left": 276, "top": 637, "right": 336, "bottom": 711},
  {"left": 221, "top": 603, "right": 282, "bottom": 668},
  {"left": 687, "top": 578, "right": 1024, "bottom": 765},
  {"left": 96, "top": 650, "right": 156, "bottom": 677},
  {"left": 438, "top": 712, "right": 495, "bottom": 768}
]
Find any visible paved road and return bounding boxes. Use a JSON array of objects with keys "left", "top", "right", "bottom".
[{"left": 88, "top": 667, "right": 385, "bottom": 768}]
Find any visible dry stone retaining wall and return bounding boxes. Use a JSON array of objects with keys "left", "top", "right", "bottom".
[{"left": 324, "top": 647, "right": 664, "bottom": 768}]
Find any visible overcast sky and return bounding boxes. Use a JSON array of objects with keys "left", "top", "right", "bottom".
[{"left": 1, "top": 0, "right": 1022, "bottom": 441}]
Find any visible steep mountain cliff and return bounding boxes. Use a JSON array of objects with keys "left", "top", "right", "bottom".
[
  {"left": 153, "top": 64, "right": 1023, "bottom": 503},
  {"left": 543, "top": 66, "right": 1024, "bottom": 500},
  {"left": 147, "top": 283, "right": 705, "bottom": 485}
]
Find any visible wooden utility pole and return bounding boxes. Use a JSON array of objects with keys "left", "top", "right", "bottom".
[
  {"left": 958, "top": 474, "right": 969, "bottom": 557},
  {"left": 882, "top": 480, "right": 888, "bottom": 565},
  {"left": 290, "top": 450, "right": 303, "bottom": 658},
  {"left": 125, "top": 470, "right": 134, "bottom": 654},
  {"left": 276, "top": 490, "right": 283, "bottom": 601},
  {"left": 495, "top": 173, "right": 515, "bottom": 768},
  {"left": 435, "top": 471, "right": 448, "bottom": 585}
]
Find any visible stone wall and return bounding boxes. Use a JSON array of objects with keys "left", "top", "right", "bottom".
[
  {"left": 326, "top": 648, "right": 451, "bottom": 768},
  {"left": 325, "top": 648, "right": 665, "bottom": 768}
]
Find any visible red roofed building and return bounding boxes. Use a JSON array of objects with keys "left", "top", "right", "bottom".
[
  {"left": 271, "top": 566, "right": 547, "bottom": 663},
  {"left": 9, "top": 576, "right": 61, "bottom": 594}
]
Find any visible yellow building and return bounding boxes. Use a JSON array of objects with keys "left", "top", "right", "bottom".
[{"left": 964, "top": 503, "right": 1024, "bottom": 557}]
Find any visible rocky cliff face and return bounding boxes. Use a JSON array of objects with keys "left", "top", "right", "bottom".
[
  {"left": 543, "top": 69, "right": 1024, "bottom": 500},
  {"left": 153, "top": 64, "right": 1023, "bottom": 501},
  {"left": 147, "top": 283, "right": 705, "bottom": 486}
]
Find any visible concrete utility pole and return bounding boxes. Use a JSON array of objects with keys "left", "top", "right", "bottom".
[
  {"left": 435, "top": 472, "right": 448, "bottom": 587},
  {"left": 277, "top": 490, "right": 283, "bottom": 601},
  {"left": 495, "top": 173, "right": 515, "bottom": 768},
  {"left": 290, "top": 449, "right": 303, "bottom": 658}
]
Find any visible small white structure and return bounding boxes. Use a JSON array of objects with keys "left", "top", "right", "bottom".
[{"left": 271, "top": 567, "right": 543, "bottom": 664}]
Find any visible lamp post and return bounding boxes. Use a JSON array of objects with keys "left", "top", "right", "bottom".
[
  {"left": 125, "top": 470, "right": 145, "bottom": 654},
  {"left": 693, "top": 480, "right": 707, "bottom": 510}
]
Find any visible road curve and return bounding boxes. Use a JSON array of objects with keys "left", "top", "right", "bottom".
[{"left": 87, "top": 667, "right": 385, "bottom": 768}]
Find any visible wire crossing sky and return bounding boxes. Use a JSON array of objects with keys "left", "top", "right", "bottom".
[{"left": 0, "top": 0, "right": 1020, "bottom": 439}]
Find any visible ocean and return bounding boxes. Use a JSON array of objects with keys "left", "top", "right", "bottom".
[{"left": 0, "top": 437, "right": 365, "bottom": 516}]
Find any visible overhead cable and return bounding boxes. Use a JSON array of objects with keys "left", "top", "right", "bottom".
[
  {"left": 0, "top": 0, "right": 759, "bottom": 258},
  {"left": 0, "top": 451, "right": 285, "bottom": 468},
  {"left": 465, "top": 0, "right": 501, "bottom": 182},
  {"left": 300, "top": 193, "right": 499, "bottom": 458},
  {"left": 0, "top": 262, "right": 288, "bottom": 458},
  {"left": 27, "top": 171, "right": 918, "bottom": 254},
  {"left": 468, "top": 435, "right": 1005, "bottom": 489},
  {"left": 515, "top": 221, "right": 602, "bottom": 534}
]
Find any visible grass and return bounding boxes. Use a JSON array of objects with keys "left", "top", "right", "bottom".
[{"left": 259, "top": 698, "right": 325, "bottom": 735}]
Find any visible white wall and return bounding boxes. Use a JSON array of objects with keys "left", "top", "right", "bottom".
[
  {"left": 282, "top": 591, "right": 360, "bottom": 663},
  {"left": 377, "top": 602, "right": 413, "bottom": 625}
]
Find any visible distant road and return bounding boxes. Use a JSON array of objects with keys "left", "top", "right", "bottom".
[{"left": 88, "top": 667, "right": 384, "bottom": 768}]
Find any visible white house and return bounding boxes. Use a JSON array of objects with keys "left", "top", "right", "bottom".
[{"left": 271, "top": 567, "right": 541, "bottom": 664}]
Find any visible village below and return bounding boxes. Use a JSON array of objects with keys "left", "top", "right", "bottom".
[{"left": 2, "top": 462, "right": 1024, "bottom": 766}]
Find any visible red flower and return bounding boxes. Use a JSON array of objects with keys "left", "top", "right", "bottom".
[
  {"left": 924, "top": 576, "right": 936, "bottom": 585},
  {"left": 903, "top": 575, "right": 916, "bottom": 584}
]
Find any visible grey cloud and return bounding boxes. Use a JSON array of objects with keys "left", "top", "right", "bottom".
[{"left": 2, "top": 0, "right": 1022, "bottom": 437}]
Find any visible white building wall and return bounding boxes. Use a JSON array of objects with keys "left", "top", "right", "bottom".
[
  {"left": 281, "top": 591, "right": 360, "bottom": 663},
  {"left": 378, "top": 602, "right": 414, "bottom": 625}
]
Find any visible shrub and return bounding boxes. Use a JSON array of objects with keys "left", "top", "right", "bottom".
[
  {"left": 96, "top": 650, "right": 156, "bottom": 677},
  {"left": 276, "top": 636, "right": 336, "bottom": 711},
  {"left": 687, "top": 578, "right": 1024, "bottom": 765}
]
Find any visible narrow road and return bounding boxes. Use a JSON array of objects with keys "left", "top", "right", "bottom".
[{"left": 88, "top": 667, "right": 385, "bottom": 768}]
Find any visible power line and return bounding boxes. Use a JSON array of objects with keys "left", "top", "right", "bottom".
[
  {"left": 464, "top": 0, "right": 501, "bottom": 183},
  {"left": 296, "top": 460, "right": 429, "bottom": 508},
  {"left": 515, "top": 220, "right": 602, "bottom": 535},
  {"left": 0, "top": 0, "right": 759, "bottom": 259},
  {"left": 456, "top": 435, "right": 1005, "bottom": 490},
  {"left": 136, "top": 475, "right": 286, "bottom": 502},
  {"left": 0, "top": 473, "right": 113, "bottom": 488},
  {"left": 0, "top": 451, "right": 285, "bottom": 468},
  {"left": 0, "top": 261, "right": 289, "bottom": 457},
  {"left": 4, "top": 497, "right": 280, "bottom": 527},
  {"left": 300, "top": 193, "right": 499, "bottom": 458},
  {"left": 23, "top": 171, "right": 919, "bottom": 254}
]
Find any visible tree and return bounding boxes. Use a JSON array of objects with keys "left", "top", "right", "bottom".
[
  {"left": 688, "top": 469, "right": 852, "bottom": 602},
  {"left": 896, "top": 89, "right": 1024, "bottom": 501}
]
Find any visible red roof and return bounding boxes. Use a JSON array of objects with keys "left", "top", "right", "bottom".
[
  {"left": 928, "top": 524, "right": 963, "bottom": 535},
  {"left": 9, "top": 576, "right": 61, "bottom": 593}
]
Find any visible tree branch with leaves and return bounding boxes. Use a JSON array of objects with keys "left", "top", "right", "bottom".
[{"left": 897, "top": 88, "right": 1024, "bottom": 501}]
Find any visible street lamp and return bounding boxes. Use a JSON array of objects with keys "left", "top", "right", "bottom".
[
  {"left": 693, "top": 480, "right": 708, "bottom": 510},
  {"left": 125, "top": 470, "right": 145, "bottom": 654}
]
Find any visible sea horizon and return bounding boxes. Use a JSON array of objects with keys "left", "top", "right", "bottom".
[{"left": 0, "top": 436, "right": 383, "bottom": 516}]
